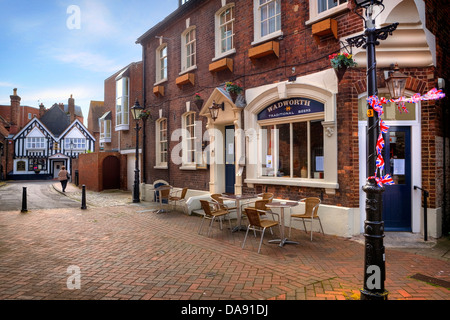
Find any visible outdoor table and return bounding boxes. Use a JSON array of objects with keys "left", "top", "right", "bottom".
[
  {"left": 220, "top": 193, "right": 257, "bottom": 232},
  {"left": 155, "top": 185, "right": 172, "bottom": 214},
  {"left": 265, "top": 201, "right": 299, "bottom": 247}
]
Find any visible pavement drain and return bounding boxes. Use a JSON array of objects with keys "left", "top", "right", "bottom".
[
  {"left": 410, "top": 273, "right": 450, "bottom": 289},
  {"left": 205, "top": 272, "right": 218, "bottom": 278}
]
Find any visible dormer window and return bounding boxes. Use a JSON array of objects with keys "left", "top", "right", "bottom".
[{"left": 27, "top": 137, "right": 45, "bottom": 149}]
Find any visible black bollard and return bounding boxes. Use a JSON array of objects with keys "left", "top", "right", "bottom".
[
  {"left": 81, "top": 185, "right": 87, "bottom": 210},
  {"left": 21, "top": 187, "right": 28, "bottom": 213}
]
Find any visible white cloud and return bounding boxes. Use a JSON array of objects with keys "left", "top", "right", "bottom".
[{"left": 52, "top": 50, "right": 123, "bottom": 74}]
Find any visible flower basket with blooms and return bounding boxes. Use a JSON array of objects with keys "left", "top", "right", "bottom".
[
  {"left": 329, "top": 52, "right": 357, "bottom": 69},
  {"left": 329, "top": 52, "right": 356, "bottom": 81},
  {"left": 224, "top": 81, "right": 243, "bottom": 94},
  {"left": 193, "top": 92, "right": 204, "bottom": 109},
  {"left": 139, "top": 109, "right": 152, "bottom": 120}
]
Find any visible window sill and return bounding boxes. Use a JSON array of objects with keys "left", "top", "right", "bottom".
[
  {"left": 99, "top": 138, "right": 111, "bottom": 144},
  {"left": 154, "top": 78, "right": 167, "bottom": 86},
  {"left": 115, "top": 124, "right": 129, "bottom": 131},
  {"left": 306, "top": 4, "right": 348, "bottom": 26},
  {"left": 251, "top": 30, "right": 283, "bottom": 46},
  {"left": 179, "top": 65, "right": 197, "bottom": 76},
  {"left": 180, "top": 164, "right": 197, "bottom": 171},
  {"left": 212, "top": 48, "right": 236, "bottom": 62},
  {"left": 154, "top": 165, "right": 168, "bottom": 169},
  {"left": 244, "top": 178, "right": 339, "bottom": 189}
]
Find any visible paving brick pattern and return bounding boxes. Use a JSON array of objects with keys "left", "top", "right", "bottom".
[{"left": 0, "top": 202, "right": 448, "bottom": 301}]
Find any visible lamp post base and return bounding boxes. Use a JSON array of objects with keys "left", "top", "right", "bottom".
[{"left": 360, "top": 289, "right": 389, "bottom": 300}]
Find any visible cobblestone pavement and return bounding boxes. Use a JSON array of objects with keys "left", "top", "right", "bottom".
[{"left": 0, "top": 182, "right": 448, "bottom": 303}]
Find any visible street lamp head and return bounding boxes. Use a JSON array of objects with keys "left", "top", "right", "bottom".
[
  {"left": 386, "top": 63, "right": 408, "bottom": 100},
  {"left": 353, "top": 0, "right": 383, "bottom": 9},
  {"left": 131, "top": 99, "right": 144, "bottom": 120}
]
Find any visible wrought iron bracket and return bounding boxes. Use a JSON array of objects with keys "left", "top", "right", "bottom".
[{"left": 346, "top": 23, "right": 399, "bottom": 49}]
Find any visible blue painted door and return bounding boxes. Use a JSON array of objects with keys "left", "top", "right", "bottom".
[
  {"left": 382, "top": 126, "right": 411, "bottom": 231},
  {"left": 225, "top": 125, "right": 235, "bottom": 194}
]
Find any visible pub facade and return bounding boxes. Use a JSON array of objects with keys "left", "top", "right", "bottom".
[{"left": 136, "top": 0, "right": 449, "bottom": 238}]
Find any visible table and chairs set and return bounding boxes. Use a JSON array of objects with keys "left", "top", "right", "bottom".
[
  {"left": 199, "top": 192, "right": 324, "bottom": 254},
  {"left": 154, "top": 184, "right": 324, "bottom": 254}
]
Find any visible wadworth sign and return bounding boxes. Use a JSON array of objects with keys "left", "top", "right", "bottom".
[{"left": 257, "top": 98, "right": 324, "bottom": 121}]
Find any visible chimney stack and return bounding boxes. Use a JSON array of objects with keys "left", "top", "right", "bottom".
[
  {"left": 68, "top": 94, "right": 75, "bottom": 122},
  {"left": 39, "top": 103, "right": 46, "bottom": 118},
  {"left": 10, "top": 88, "right": 21, "bottom": 134}
]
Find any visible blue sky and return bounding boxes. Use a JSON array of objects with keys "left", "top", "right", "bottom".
[{"left": 0, "top": 0, "right": 178, "bottom": 125}]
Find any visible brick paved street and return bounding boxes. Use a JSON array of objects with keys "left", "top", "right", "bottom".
[{"left": 0, "top": 183, "right": 448, "bottom": 304}]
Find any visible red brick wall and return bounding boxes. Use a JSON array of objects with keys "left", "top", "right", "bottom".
[
  {"left": 139, "top": 0, "right": 448, "bottom": 211},
  {"left": 76, "top": 152, "right": 121, "bottom": 192}
]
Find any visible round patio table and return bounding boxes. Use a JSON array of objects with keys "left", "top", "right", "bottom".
[{"left": 265, "top": 201, "right": 299, "bottom": 247}]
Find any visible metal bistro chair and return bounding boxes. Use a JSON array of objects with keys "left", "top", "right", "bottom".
[
  {"left": 242, "top": 208, "right": 279, "bottom": 254},
  {"left": 198, "top": 200, "right": 232, "bottom": 237},
  {"left": 289, "top": 197, "right": 324, "bottom": 241},
  {"left": 241, "top": 192, "right": 274, "bottom": 212},
  {"left": 169, "top": 187, "right": 188, "bottom": 213},
  {"left": 211, "top": 193, "right": 237, "bottom": 214},
  {"left": 155, "top": 185, "right": 172, "bottom": 214}
]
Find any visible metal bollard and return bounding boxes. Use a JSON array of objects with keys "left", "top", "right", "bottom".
[
  {"left": 81, "top": 185, "right": 87, "bottom": 210},
  {"left": 21, "top": 187, "right": 28, "bottom": 213}
]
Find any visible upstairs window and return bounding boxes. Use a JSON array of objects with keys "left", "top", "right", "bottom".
[
  {"left": 318, "top": 0, "right": 347, "bottom": 13},
  {"left": 99, "top": 119, "right": 111, "bottom": 142},
  {"left": 65, "top": 138, "right": 86, "bottom": 150},
  {"left": 27, "top": 137, "right": 45, "bottom": 149},
  {"left": 156, "top": 44, "right": 168, "bottom": 84},
  {"left": 254, "top": 0, "right": 282, "bottom": 44},
  {"left": 116, "top": 77, "right": 129, "bottom": 130},
  {"left": 181, "top": 27, "right": 196, "bottom": 73},
  {"left": 215, "top": 5, "right": 235, "bottom": 59}
]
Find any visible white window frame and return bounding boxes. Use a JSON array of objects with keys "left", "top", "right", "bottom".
[
  {"left": 252, "top": 0, "right": 282, "bottom": 46},
  {"left": 213, "top": 4, "right": 236, "bottom": 61},
  {"left": 26, "top": 137, "right": 45, "bottom": 150},
  {"left": 181, "top": 112, "right": 197, "bottom": 168},
  {"left": 258, "top": 119, "right": 324, "bottom": 180},
  {"left": 115, "top": 76, "right": 130, "bottom": 131},
  {"left": 306, "top": 0, "right": 348, "bottom": 25},
  {"left": 155, "top": 118, "right": 168, "bottom": 169},
  {"left": 99, "top": 119, "right": 111, "bottom": 143},
  {"left": 65, "top": 138, "right": 86, "bottom": 151},
  {"left": 155, "top": 43, "right": 168, "bottom": 85},
  {"left": 180, "top": 26, "right": 197, "bottom": 74}
]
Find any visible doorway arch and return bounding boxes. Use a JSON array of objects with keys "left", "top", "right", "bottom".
[{"left": 102, "top": 156, "right": 120, "bottom": 190}]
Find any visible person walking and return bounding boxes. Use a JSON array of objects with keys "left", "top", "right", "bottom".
[{"left": 58, "top": 166, "right": 70, "bottom": 192}]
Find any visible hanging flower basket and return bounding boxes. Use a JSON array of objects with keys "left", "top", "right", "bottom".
[
  {"left": 225, "top": 81, "right": 243, "bottom": 103},
  {"left": 329, "top": 52, "right": 357, "bottom": 82},
  {"left": 193, "top": 93, "right": 204, "bottom": 110}
]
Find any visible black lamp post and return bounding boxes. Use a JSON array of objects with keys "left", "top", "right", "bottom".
[
  {"left": 131, "top": 99, "right": 143, "bottom": 203},
  {"left": 346, "top": 0, "right": 399, "bottom": 300}
]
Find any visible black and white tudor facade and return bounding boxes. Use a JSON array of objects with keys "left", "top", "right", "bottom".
[{"left": 12, "top": 117, "right": 95, "bottom": 179}]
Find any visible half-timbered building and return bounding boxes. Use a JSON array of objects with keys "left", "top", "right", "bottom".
[{"left": 10, "top": 98, "right": 95, "bottom": 180}]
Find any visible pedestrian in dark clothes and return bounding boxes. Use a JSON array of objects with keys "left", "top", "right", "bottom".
[{"left": 58, "top": 166, "right": 70, "bottom": 192}]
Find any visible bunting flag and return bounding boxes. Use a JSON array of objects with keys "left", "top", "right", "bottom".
[{"left": 365, "top": 88, "right": 445, "bottom": 187}]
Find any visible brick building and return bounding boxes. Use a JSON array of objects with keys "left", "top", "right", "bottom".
[
  {"left": 84, "top": 61, "right": 144, "bottom": 192},
  {"left": 0, "top": 89, "right": 94, "bottom": 180},
  {"left": 129, "top": 0, "right": 449, "bottom": 238}
]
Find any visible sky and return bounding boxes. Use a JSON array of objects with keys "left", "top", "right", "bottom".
[{"left": 0, "top": 0, "right": 179, "bottom": 125}]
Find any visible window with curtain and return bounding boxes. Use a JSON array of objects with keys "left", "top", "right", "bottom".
[{"left": 254, "top": 0, "right": 281, "bottom": 43}]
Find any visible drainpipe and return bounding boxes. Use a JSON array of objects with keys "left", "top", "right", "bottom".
[{"left": 142, "top": 46, "right": 147, "bottom": 184}]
